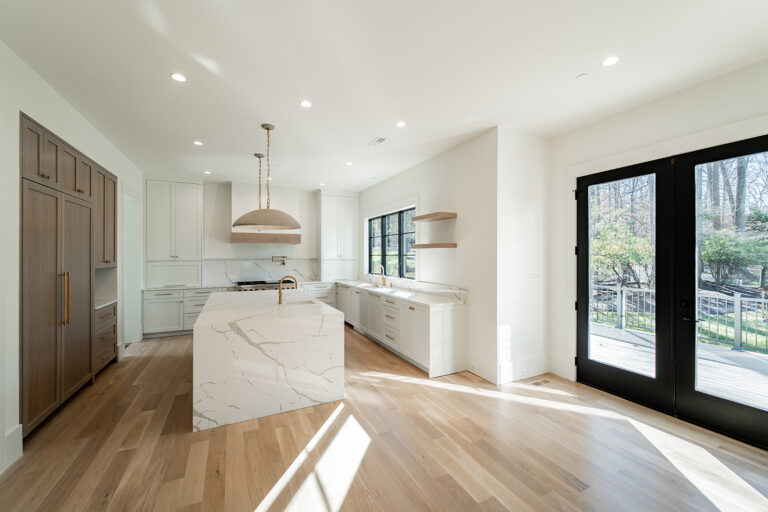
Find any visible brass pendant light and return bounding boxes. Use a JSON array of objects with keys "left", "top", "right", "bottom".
[{"left": 232, "top": 123, "right": 301, "bottom": 231}]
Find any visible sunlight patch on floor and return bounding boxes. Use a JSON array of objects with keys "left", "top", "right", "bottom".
[{"left": 364, "top": 370, "right": 768, "bottom": 511}]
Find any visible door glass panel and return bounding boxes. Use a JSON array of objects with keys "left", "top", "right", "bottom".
[
  {"left": 588, "top": 174, "right": 656, "bottom": 377},
  {"left": 695, "top": 152, "right": 768, "bottom": 411}
]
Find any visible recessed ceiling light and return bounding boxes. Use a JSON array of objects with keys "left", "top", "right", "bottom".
[
  {"left": 319, "top": 182, "right": 326, "bottom": 187},
  {"left": 396, "top": 121, "right": 406, "bottom": 128},
  {"left": 193, "top": 140, "right": 203, "bottom": 146},
  {"left": 346, "top": 161, "right": 353, "bottom": 166},
  {"left": 170, "top": 72, "right": 187, "bottom": 82},
  {"left": 299, "top": 99, "right": 312, "bottom": 108},
  {"left": 602, "top": 55, "right": 620, "bottom": 67},
  {"left": 203, "top": 171, "right": 212, "bottom": 175}
]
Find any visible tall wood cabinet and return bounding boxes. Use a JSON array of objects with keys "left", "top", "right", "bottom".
[{"left": 20, "top": 113, "right": 117, "bottom": 436}]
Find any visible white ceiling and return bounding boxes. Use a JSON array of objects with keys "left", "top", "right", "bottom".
[{"left": 2, "top": 1, "right": 768, "bottom": 191}]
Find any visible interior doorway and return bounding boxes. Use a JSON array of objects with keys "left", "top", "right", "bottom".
[{"left": 123, "top": 193, "right": 140, "bottom": 345}]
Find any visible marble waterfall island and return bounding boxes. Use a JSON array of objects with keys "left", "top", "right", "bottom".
[{"left": 193, "top": 289, "right": 344, "bottom": 431}]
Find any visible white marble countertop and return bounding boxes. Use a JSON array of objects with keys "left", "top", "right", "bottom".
[
  {"left": 94, "top": 297, "right": 117, "bottom": 310},
  {"left": 192, "top": 289, "right": 344, "bottom": 431},
  {"left": 336, "top": 280, "right": 464, "bottom": 306}
]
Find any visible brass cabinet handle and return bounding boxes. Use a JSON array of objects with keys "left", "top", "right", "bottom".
[
  {"left": 155, "top": 292, "right": 174, "bottom": 296},
  {"left": 317, "top": 296, "right": 328, "bottom": 299},
  {"left": 355, "top": 291, "right": 360, "bottom": 295},
  {"left": 385, "top": 334, "right": 395, "bottom": 341},
  {"left": 195, "top": 304, "right": 205, "bottom": 307},
  {"left": 195, "top": 291, "right": 210, "bottom": 294},
  {"left": 59, "top": 273, "right": 67, "bottom": 325},
  {"left": 98, "top": 313, "right": 112, "bottom": 319},
  {"left": 103, "top": 259, "right": 111, "bottom": 264},
  {"left": 66, "top": 272, "right": 71, "bottom": 325},
  {"left": 385, "top": 314, "right": 395, "bottom": 320},
  {"left": 41, "top": 173, "right": 51, "bottom": 179},
  {"left": 385, "top": 300, "right": 395, "bottom": 305},
  {"left": 409, "top": 306, "right": 415, "bottom": 311},
  {"left": 76, "top": 188, "right": 85, "bottom": 193}
]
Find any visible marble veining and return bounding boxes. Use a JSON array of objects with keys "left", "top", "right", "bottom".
[
  {"left": 203, "top": 258, "right": 318, "bottom": 286},
  {"left": 358, "top": 275, "right": 468, "bottom": 304},
  {"left": 192, "top": 289, "right": 344, "bottom": 431}
]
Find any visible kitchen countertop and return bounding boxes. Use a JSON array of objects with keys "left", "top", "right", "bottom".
[
  {"left": 336, "top": 280, "right": 464, "bottom": 307},
  {"left": 192, "top": 289, "right": 344, "bottom": 431},
  {"left": 94, "top": 298, "right": 118, "bottom": 310}
]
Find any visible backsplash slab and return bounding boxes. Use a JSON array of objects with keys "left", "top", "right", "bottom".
[
  {"left": 203, "top": 258, "right": 318, "bottom": 286},
  {"left": 361, "top": 274, "right": 468, "bottom": 304}
]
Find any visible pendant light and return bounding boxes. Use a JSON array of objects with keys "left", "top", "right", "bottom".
[{"left": 232, "top": 123, "right": 301, "bottom": 230}]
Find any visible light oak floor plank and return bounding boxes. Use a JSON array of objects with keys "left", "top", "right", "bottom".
[{"left": 0, "top": 327, "right": 766, "bottom": 511}]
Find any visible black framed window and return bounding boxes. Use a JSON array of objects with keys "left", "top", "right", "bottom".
[{"left": 369, "top": 207, "right": 416, "bottom": 279}]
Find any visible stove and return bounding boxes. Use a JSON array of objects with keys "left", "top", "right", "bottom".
[{"left": 233, "top": 280, "right": 296, "bottom": 292}]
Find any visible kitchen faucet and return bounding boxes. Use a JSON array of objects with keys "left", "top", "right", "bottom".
[
  {"left": 278, "top": 275, "right": 297, "bottom": 304},
  {"left": 372, "top": 264, "right": 386, "bottom": 287}
]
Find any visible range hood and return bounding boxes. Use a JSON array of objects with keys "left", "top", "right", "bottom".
[{"left": 230, "top": 182, "right": 301, "bottom": 244}]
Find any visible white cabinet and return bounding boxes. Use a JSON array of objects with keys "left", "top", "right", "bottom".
[
  {"left": 143, "top": 290, "right": 184, "bottom": 333},
  {"left": 304, "top": 282, "right": 336, "bottom": 305},
  {"left": 146, "top": 261, "right": 201, "bottom": 288},
  {"left": 367, "top": 292, "right": 383, "bottom": 340},
  {"left": 146, "top": 180, "right": 202, "bottom": 262},
  {"left": 347, "top": 288, "right": 362, "bottom": 326},
  {"left": 403, "top": 304, "right": 429, "bottom": 367},
  {"left": 320, "top": 193, "right": 358, "bottom": 281}
]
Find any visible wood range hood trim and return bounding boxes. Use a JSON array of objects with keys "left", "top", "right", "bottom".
[{"left": 230, "top": 232, "right": 301, "bottom": 244}]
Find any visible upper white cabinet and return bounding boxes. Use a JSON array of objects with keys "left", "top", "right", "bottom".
[
  {"left": 320, "top": 193, "right": 359, "bottom": 281},
  {"left": 146, "top": 180, "right": 202, "bottom": 261}
]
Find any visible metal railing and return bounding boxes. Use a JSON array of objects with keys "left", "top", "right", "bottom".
[{"left": 592, "top": 284, "right": 768, "bottom": 352}]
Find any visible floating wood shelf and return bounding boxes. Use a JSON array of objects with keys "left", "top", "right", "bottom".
[
  {"left": 412, "top": 243, "right": 457, "bottom": 249},
  {"left": 412, "top": 212, "right": 457, "bottom": 222},
  {"left": 230, "top": 232, "right": 301, "bottom": 244}
]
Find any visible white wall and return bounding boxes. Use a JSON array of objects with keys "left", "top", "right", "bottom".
[
  {"left": 0, "top": 40, "right": 145, "bottom": 473},
  {"left": 548, "top": 58, "right": 768, "bottom": 380},
  {"left": 203, "top": 182, "right": 318, "bottom": 259},
  {"left": 359, "top": 129, "right": 500, "bottom": 382},
  {"left": 496, "top": 128, "right": 550, "bottom": 382}
]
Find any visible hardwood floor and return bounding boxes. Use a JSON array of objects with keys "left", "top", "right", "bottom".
[{"left": 1, "top": 326, "right": 767, "bottom": 511}]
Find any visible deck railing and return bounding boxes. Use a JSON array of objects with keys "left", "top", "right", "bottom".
[{"left": 591, "top": 284, "right": 768, "bottom": 352}]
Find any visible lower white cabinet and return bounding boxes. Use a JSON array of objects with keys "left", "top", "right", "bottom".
[
  {"left": 336, "top": 284, "right": 466, "bottom": 378},
  {"left": 143, "top": 287, "right": 218, "bottom": 334}
]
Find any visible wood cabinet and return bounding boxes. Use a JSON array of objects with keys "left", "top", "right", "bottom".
[
  {"left": 21, "top": 180, "right": 94, "bottom": 435},
  {"left": 21, "top": 114, "right": 94, "bottom": 202},
  {"left": 94, "top": 167, "right": 117, "bottom": 268},
  {"left": 20, "top": 114, "right": 118, "bottom": 437},
  {"left": 94, "top": 303, "right": 117, "bottom": 373},
  {"left": 146, "top": 180, "right": 201, "bottom": 261}
]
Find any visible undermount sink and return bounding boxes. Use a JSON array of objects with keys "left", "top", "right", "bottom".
[{"left": 281, "top": 300, "right": 316, "bottom": 306}]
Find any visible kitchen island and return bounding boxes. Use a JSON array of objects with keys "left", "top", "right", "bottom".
[{"left": 192, "top": 289, "right": 344, "bottom": 431}]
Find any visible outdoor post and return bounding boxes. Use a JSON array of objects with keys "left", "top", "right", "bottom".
[
  {"left": 616, "top": 283, "right": 625, "bottom": 329},
  {"left": 733, "top": 292, "right": 743, "bottom": 351}
]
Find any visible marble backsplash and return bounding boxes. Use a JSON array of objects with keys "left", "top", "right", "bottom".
[{"left": 203, "top": 258, "right": 318, "bottom": 285}]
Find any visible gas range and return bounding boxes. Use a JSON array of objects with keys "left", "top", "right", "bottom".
[{"left": 233, "top": 280, "right": 296, "bottom": 292}]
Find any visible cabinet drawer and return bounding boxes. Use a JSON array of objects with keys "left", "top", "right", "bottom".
[
  {"left": 94, "top": 323, "right": 117, "bottom": 370},
  {"left": 184, "top": 297, "right": 209, "bottom": 313},
  {"left": 381, "top": 326, "right": 400, "bottom": 348},
  {"left": 95, "top": 304, "right": 117, "bottom": 332},
  {"left": 308, "top": 283, "right": 335, "bottom": 292},
  {"left": 183, "top": 288, "right": 216, "bottom": 298},
  {"left": 184, "top": 312, "right": 199, "bottom": 330},
  {"left": 144, "top": 289, "right": 182, "bottom": 300},
  {"left": 308, "top": 291, "right": 335, "bottom": 304},
  {"left": 382, "top": 305, "right": 402, "bottom": 330}
]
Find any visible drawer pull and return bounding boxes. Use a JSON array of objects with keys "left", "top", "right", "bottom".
[
  {"left": 385, "top": 334, "right": 395, "bottom": 341},
  {"left": 385, "top": 300, "right": 395, "bottom": 305},
  {"left": 98, "top": 313, "right": 113, "bottom": 319},
  {"left": 41, "top": 173, "right": 51, "bottom": 179},
  {"left": 385, "top": 314, "right": 395, "bottom": 320},
  {"left": 155, "top": 292, "right": 174, "bottom": 296},
  {"left": 317, "top": 296, "right": 328, "bottom": 299},
  {"left": 195, "top": 291, "right": 210, "bottom": 294},
  {"left": 76, "top": 188, "right": 85, "bottom": 193},
  {"left": 195, "top": 304, "right": 205, "bottom": 307},
  {"left": 409, "top": 306, "right": 415, "bottom": 311}
]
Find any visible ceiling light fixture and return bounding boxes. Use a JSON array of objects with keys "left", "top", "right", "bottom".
[
  {"left": 319, "top": 183, "right": 326, "bottom": 187},
  {"left": 203, "top": 171, "right": 212, "bottom": 175},
  {"left": 193, "top": 140, "right": 203, "bottom": 146},
  {"left": 396, "top": 121, "right": 406, "bottom": 128},
  {"left": 346, "top": 161, "right": 353, "bottom": 166},
  {"left": 170, "top": 72, "right": 187, "bottom": 82},
  {"left": 299, "top": 99, "right": 312, "bottom": 108},
  {"left": 602, "top": 55, "right": 620, "bottom": 67},
  {"left": 232, "top": 124, "right": 301, "bottom": 231}
]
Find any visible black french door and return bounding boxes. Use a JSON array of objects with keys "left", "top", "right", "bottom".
[{"left": 577, "top": 135, "right": 768, "bottom": 449}]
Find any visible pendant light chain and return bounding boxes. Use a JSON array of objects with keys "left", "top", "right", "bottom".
[
  {"left": 257, "top": 156, "right": 262, "bottom": 209},
  {"left": 266, "top": 127, "right": 271, "bottom": 209}
]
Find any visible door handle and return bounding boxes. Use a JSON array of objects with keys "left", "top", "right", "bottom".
[
  {"left": 66, "top": 272, "right": 71, "bottom": 325},
  {"left": 41, "top": 173, "right": 51, "bottom": 180},
  {"left": 59, "top": 273, "right": 67, "bottom": 325},
  {"left": 681, "top": 316, "right": 701, "bottom": 323}
]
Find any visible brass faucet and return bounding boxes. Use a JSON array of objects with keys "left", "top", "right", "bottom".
[
  {"left": 278, "top": 275, "right": 297, "bottom": 304},
  {"left": 372, "top": 264, "right": 386, "bottom": 287}
]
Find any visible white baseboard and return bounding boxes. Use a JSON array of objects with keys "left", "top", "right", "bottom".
[{"left": 1, "top": 423, "right": 22, "bottom": 475}]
